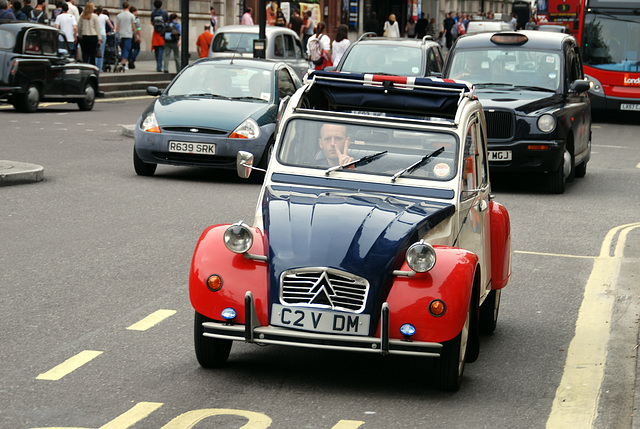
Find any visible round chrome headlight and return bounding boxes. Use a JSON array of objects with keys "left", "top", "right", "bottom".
[
  {"left": 406, "top": 240, "right": 436, "bottom": 273},
  {"left": 537, "top": 114, "right": 556, "bottom": 133},
  {"left": 223, "top": 222, "right": 253, "bottom": 254}
]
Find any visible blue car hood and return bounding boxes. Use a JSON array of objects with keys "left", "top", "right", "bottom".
[
  {"left": 263, "top": 185, "right": 455, "bottom": 320},
  {"left": 475, "top": 89, "right": 563, "bottom": 114},
  {"left": 153, "top": 97, "right": 274, "bottom": 131}
]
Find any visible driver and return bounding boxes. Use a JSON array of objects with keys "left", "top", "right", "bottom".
[{"left": 317, "top": 123, "right": 354, "bottom": 167}]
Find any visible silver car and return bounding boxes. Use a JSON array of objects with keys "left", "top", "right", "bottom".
[{"left": 209, "top": 25, "right": 308, "bottom": 79}]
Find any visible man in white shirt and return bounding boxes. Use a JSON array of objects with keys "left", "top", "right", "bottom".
[
  {"left": 55, "top": 3, "right": 77, "bottom": 57},
  {"left": 116, "top": 1, "right": 136, "bottom": 70}
]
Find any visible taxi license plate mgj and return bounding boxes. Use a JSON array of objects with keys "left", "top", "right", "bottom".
[
  {"left": 169, "top": 141, "right": 216, "bottom": 155},
  {"left": 488, "top": 150, "right": 512, "bottom": 161},
  {"left": 271, "top": 304, "right": 370, "bottom": 335}
]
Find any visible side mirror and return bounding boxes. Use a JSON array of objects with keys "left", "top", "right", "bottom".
[
  {"left": 237, "top": 151, "right": 255, "bottom": 179},
  {"left": 146, "top": 86, "right": 162, "bottom": 96},
  {"left": 569, "top": 79, "right": 590, "bottom": 93},
  {"left": 323, "top": 66, "right": 337, "bottom": 72}
]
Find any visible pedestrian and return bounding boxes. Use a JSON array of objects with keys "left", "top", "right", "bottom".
[
  {"left": 331, "top": 24, "right": 349, "bottom": 65},
  {"left": 427, "top": 18, "right": 436, "bottom": 37},
  {"left": 509, "top": 13, "right": 518, "bottom": 30},
  {"left": 67, "top": 0, "right": 79, "bottom": 23},
  {"left": 115, "top": 1, "right": 136, "bottom": 70},
  {"left": 209, "top": 6, "right": 217, "bottom": 31},
  {"left": 415, "top": 12, "right": 428, "bottom": 38},
  {"left": 19, "top": 0, "right": 33, "bottom": 20},
  {"left": 150, "top": 0, "right": 168, "bottom": 73},
  {"left": 128, "top": 6, "right": 141, "bottom": 69},
  {"left": 51, "top": 0, "right": 62, "bottom": 21},
  {"left": 525, "top": 16, "right": 537, "bottom": 30},
  {"left": 0, "top": 0, "right": 16, "bottom": 20},
  {"left": 196, "top": 24, "right": 213, "bottom": 58},
  {"left": 78, "top": 1, "right": 100, "bottom": 64},
  {"left": 405, "top": 17, "right": 416, "bottom": 38},
  {"left": 55, "top": 3, "right": 77, "bottom": 55},
  {"left": 306, "top": 20, "right": 330, "bottom": 71},
  {"left": 302, "top": 10, "right": 315, "bottom": 48},
  {"left": 383, "top": 14, "right": 400, "bottom": 38},
  {"left": 163, "top": 13, "right": 180, "bottom": 73},
  {"left": 288, "top": 8, "right": 304, "bottom": 40},
  {"left": 275, "top": 5, "right": 286, "bottom": 27},
  {"left": 364, "top": 11, "right": 379, "bottom": 35},
  {"left": 13, "top": 1, "right": 25, "bottom": 20},
  {"left": 443, "top": 12, "right": 455, "bottom": 49},
  {"left": 30, "top": 0, "right": 47, "bottom": 24},
  {"left": 241, "top": 7, "right": 253, "bottom": 25}
]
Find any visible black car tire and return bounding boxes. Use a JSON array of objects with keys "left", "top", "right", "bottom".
[
  {"left": 575, "top": 161, "right": 587, "bottom": 178},
  {"left": 431, "top": 302, "right": 470, "bottom": 391},
  {"left": 194, "top": 311, "right": 232, "bottom": 368},
  {"left": 15, "top": 84, "right": 40, "bottom": 113},
  {"left": 479, "top": 288, "right": 501, "bottom": 334},
  {"left": 133, "top": 148, "right": 157, "bottom": 176},
  {"left": 77, "top": 83, "right": 96, "bottom": 111}
]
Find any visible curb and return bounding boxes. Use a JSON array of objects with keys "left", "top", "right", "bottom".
[
  {"left": 122, "top": 124, "right": 135, "bottom": 138},
  {"left": 0, "top": 160, "right": 44, "bottom": 186}
]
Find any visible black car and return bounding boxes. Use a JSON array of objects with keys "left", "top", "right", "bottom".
[
  {"left": 0, "top": 21, "right": 100, "bottom": 113},
  {"left": 331, "top": 34, "right": 444, "bottom": 77},
  {"left": 444, "top": 31, "right": 591, "bottom": 193}
]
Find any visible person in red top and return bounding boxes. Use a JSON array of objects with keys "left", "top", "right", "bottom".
[{"left": 196, "top": 24, "right": 213, "bottom": 58}]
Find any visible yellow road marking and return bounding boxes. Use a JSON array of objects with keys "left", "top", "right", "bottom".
[
  {"left": 636, "top": 162, "right": 640, "bottom": 169},
  {"left": 161, "top": 408, "right": 272, "bottom": 428},
  {"left": 126, "top": 309, "right": 176, "bottom": 331},
  {"left": 546, "top": 222, "right": 640, "bottom": 428},
  {"left": 31, "top": 402, "right": 163, "bottom": 429},
  {"left": 514, "top": 250, "right": 596, "bottom": 259},
  {"left": 332, "top": 421, "right": 366, "bottom": 429},
  {"left": 36, "top": 350, "right": 103, "bottom": 381}
]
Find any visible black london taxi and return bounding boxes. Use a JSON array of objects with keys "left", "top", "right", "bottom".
[
  {"left": 444, "top": 31, "right": 591, "bottom": 193},
  {"left": 0, "top": 21, "right": 100, "bottom": 112}
]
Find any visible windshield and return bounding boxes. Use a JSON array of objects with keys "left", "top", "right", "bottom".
[
  {"left": 166, "top": 63, "right": 272, "bottom": 101},
  {"left": 277, "top": 118, "right": 458, "bottom": 181},
  {"left": 448, "top": 49, "right": 562, "bottom": 91},
  {"left": 212, "top": 32, "right": 258, "bottom": 53},
  {"left": 582, "top": 12, "right": 640, "bottom": 72},
  {"left": 340, "top": 45, "right": 424, "bottom": 76}
]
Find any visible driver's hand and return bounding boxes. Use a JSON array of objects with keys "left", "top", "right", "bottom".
[{"left": 335, "top": 140, "right": 354, "bottom": 166}]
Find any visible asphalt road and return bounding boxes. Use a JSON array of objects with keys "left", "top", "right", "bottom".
[{"left": 1, "top": 98, "right": 639, "bottom": 429}]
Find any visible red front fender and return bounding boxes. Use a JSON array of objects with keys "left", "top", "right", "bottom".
[
  {"left": 189, "top": 224, "right": 269, "bottom": 325},
  {"left": 382, "top": 247, "right": 478, "bottom": 343},
  {"left": 490, "top": 201, "right": 511, "bottom": 289}
]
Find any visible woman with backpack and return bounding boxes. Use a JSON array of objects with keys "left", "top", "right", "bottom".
[{"left": 306, "top": 21, "right": 331, "bottom": 72}]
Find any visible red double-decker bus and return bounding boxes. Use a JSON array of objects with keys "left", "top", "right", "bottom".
[
  {"left": 537, "top": 0, "right": 580, "bottom": 35},
  {"left": 578, "top": 0, "right": 640, "bottom": 111}
]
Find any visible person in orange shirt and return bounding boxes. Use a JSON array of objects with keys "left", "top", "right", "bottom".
[{"left": 196, "top": 24, "right": 213, "bottom": 58}]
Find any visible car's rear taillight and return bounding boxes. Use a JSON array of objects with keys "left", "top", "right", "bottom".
[{"left": 9, "top": 59, "right": 19, "bottom": 77}]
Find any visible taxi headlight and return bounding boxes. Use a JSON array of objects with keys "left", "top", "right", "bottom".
[
  {"left": 406, "top": 240, "right": 436, "bottom": 273},
  {"left": 230, "top": 118, "right": 260, "bottom": 139},
  {"left": 223, "top": 222, "right": 253, "bottom": 254},
  {"left": 537, "top": 114, "right": 556, "bottom": 133}
]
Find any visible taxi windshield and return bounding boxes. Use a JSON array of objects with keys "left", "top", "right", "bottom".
[
  {"left": 581, "top": 12, "right": 640, "bottom": 72},
  {"left": 166, "top": 64, "right": 272, "bottom": 101},
  {"left": 277, "top": 118, "right": 458, "bottom": 181},
  {"left": 448, "top": 49, "right": 562, "bottom": 92}
]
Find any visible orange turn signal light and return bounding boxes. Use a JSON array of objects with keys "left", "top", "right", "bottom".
[
  {"left": 229, "top": 132, "right": 248, "bottom": 139},
  {"left": 206, "top": 274, "right": 223, "bottom": 291},
  {"left": 429, "top": 300, "right": 446, "bottom": 317},
  {"left": 527, "top": 144, "right": 550, "bottom": 151},
  {"left": 145, "top": 127, "right": 161, "bottom": 133}
]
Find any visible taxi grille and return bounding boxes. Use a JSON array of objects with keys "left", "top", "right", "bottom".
[
  {"left": 485, "top": 110, "right": 515, "bottom": 140},
  {"left": 280, "top": 268, "right": 369, "bottom": 313},
  {"left": 162, "top": 127, "right": 227, "bottom": 135}
]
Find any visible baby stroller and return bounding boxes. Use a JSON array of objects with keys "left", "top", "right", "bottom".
[{"left": 103, "top": 32, "right": 125, "bottom": 72}]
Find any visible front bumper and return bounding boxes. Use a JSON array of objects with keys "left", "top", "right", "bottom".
[
  {"left": 0, "top": 85, "right": 23, "bottom": 98},
  {"left": 488, "top": 139, "right": 564, "bottom": 174},
  {"left": 200, "top": 292, "right": 443, "bottom": 358},
  {"left": 134, "top": 125, "right": 271, "bottom": 170}
]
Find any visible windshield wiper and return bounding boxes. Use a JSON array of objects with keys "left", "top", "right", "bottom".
[
  {"left": 325, "top": 150, "right": 388, "bottom": 175},
  {"left": 514, "top": 85, "right": 556, "bottom": 92},
  {"left": 391, "top": 147, "right": 445, "bottom": 182},
  {"left": 228, "top": 96, "right": 268, "bottom": 102},
  {"left": 474, "top": 83, "right": 515, "bottom": 89},
  {"left": 184, "top": 93, "right": 228, "bottom": 99}
]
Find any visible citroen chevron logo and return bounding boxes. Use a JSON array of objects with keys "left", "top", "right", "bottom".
[{"left": 309, "top": 271, "right": 336, "bottom": 307}]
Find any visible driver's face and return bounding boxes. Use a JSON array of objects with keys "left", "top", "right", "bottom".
[{"left": 319, "top": 124, "right": 349, "bottom": 164}]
